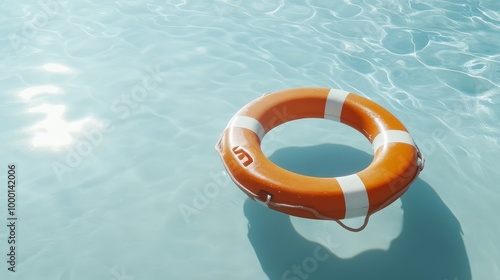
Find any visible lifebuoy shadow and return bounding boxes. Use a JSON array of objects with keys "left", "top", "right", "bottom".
[{"left": 244, "top": 144, "right": 471, "bottom": 280}]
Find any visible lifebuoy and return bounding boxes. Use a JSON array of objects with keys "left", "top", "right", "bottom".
[{"left": 216, "top": 88, "right": 424, "bottom": 230}]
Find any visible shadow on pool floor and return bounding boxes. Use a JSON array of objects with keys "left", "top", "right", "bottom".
[{"left": 244, "top": 144, "right": 471, "bottom": 280}]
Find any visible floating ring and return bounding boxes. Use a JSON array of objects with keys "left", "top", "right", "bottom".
[{"left": 216, "top": 88, "right": 423, "bottom": 221}]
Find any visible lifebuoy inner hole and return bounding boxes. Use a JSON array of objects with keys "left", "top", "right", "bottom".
[{"left": 260, "top": 118, "right": 373, "bottom": 178}]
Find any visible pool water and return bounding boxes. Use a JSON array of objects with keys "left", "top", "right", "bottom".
[{"left": 1, "top": 0, "right": 499, "bottom": 279}]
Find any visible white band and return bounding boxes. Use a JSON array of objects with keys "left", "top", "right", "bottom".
[
  {"left": 372, "top": 130, "right": 415, "bottom": 151},
  {"left": 324, "top": 89, "right": 350, "bottom": 122},
  {"left": 336, "top": 174, "right": 369, "bottom": 218},
  {"left": 226, "top": 115, "right": 265, "bottom": 141}
]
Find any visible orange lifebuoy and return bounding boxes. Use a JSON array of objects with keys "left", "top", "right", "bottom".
[{"left": 216, "top": 88, "right": 424, "bottom": 230}]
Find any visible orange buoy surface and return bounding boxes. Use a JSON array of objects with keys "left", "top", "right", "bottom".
[{"left": 216, "top": 88, "right": 424, "bottom": 225}]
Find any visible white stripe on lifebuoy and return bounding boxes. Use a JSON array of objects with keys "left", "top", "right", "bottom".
[
  {"left": 227, "top": 115, "right": 265, "bottom": 141},
  {"left": 324, "top": 88, "right": 350, "bottom": 122},
  {"left": 372, "top": 130, "right": 415, "bottom": 151},
  {"left": 336, "top": 174, "right": 369, "bottom": 218}
]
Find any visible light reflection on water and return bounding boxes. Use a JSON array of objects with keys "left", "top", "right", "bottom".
[
  {"left": 41, "top": 63, "right": 74, "bottom": 73},
  {"left": 20, "top": 63, "right": 94, "bottom": 148},
  {"left": 28, "top": 103, "right": 94, "bottom": 148}
]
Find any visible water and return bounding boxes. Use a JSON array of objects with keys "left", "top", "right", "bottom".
[{"left": 1, "top": 0, "right": 499, "bottom": 279}]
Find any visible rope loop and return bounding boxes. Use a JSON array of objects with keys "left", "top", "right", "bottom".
[{"left": 255, "top": 193, "right": 371, "bottom": 232}]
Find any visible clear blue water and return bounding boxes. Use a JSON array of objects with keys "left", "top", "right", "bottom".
[{"left": 1, "top": 0, "right": 499, "bottom": 279}]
